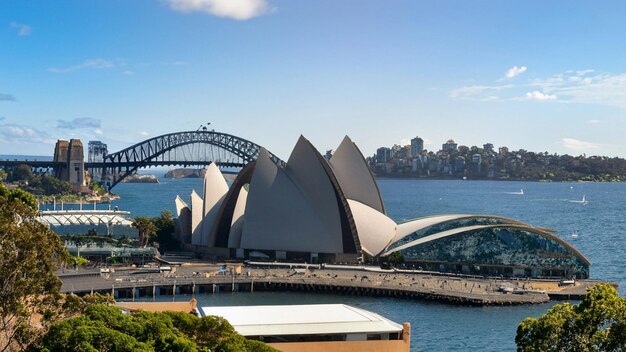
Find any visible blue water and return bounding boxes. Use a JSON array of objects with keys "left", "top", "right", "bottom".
[{"left": 111, "top": 175, "right": 626, "bottom": 351}]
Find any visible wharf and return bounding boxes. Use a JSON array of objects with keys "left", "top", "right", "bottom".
[{"left": 58, "top": 264, "right": 607, "bottom": 306}]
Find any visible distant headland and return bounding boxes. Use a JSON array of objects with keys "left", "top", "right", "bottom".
[{"left": 367, "top": 137, "right": 626, "bottom": 182}]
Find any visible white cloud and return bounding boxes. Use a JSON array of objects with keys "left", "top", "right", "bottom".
[
  {"left": 454, "top": 68, "right": 626, "bottom": 108},
  {"left": 139, "top": 131, "right": 150, "bottom": 136},
  {"left": 449, "top": 84, "right": 513, "bottom": 100},
  {"left": 0, "top": 123, "right": 54, "bottom": 145},
  {"left": 48, "top": 58, "right": 119, "bottom": 73},
  {"left": 576, "top": 69, "right": 594, "bottom": 76},
  {"left": 562, "top": 138, "right": 599, "bottom": 151},
  {"left": 505, "top": 66, "right": 527, "bottom": 79},
  {"left": 11, "top": 21, "right": 31, "bottom": 36},
  {"left": 531, "top": 72, "right": 626, "bottom": 108},
  {"left": 525, "top": 91, "right": 557, "bottom": 101},
  {"left": 167, "top": 0, "right": 269, "bottom": 20},
  {"left": 587, "top": 119, "right": 600, "bottom": 124},
  {"left": 123, "top": 70, "right": 135, "bottom": 75}
]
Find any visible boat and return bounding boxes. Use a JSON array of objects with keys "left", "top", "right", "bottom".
[
  {"left": 507, "top": 189, "right": 524, "bottom": 195},
  {"left": 571, "top": 231, "right": 579, "bottom": 238}
]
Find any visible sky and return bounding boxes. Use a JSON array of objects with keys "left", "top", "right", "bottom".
[{"left": 1, "top": 0, "right": 626, "bottom": 159}]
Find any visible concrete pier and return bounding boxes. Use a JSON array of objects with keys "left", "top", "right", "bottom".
[{"left": 57, "top": 264, "right": 612, "bottom": 306}]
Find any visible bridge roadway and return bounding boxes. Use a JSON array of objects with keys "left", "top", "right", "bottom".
[
  {"left": 58, "top": 264, "right": 572, "bottom": 305},
  {"left": 0, "top": 160, "right": 61, "bottom": 168}
]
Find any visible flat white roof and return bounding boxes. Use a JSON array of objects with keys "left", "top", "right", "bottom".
[{"left": 200, "top": 304, "right": 403, "bottom": 337}]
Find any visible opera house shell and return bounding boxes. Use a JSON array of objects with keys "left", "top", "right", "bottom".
[{"left": 175, "top": 136, "right": 590, "bottom": 279}]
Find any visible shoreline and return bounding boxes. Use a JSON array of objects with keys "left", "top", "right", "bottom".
[
  {"left": 59, "top": 264, "right": 612, "bottom": 306},
  {"left": 374, "top": 175, "right": 625, "bottom": 183}
]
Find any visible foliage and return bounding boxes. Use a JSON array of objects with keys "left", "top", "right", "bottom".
[
  {"left": 0, "top": 169, "right": 7, "bottom": 182},
  {"left": 60, "top": 235, "right": 117, "bottom": 247},
  {"left": 150, "top": 211, "right": 179, "bottom": 250},
  {"left": 34, "top": 304, "right": 278, "bottom": 352},
  {"left": 5, "top": 165, "right": 74, "bottom": 196},
  {"left": 131, "top": 212, "right": 179, "bottom": 250},
  {"left": 132, "top": 217, "right": 157, "bottom": 246},
  {"left": 516, "top": 284, "right": 626, "bottom": 351},
  {"left": 7, "top": 164, "right": 34, "bottom": 182},
  {"left": 68, "top": 255, "right": 89, "bottom": 267},
  {"left": 0, "top": 183, "right": 69, "bottom": 351},
  {"left": 386, "top": 252, "right": 405, "bottom": 266},
  {"left": 89, "top": 182, "right": 107, "bottom": 196}
]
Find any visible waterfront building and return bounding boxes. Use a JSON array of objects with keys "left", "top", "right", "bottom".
[
  {"left": 174, "top": 135, "right": 590, "bottom": 278},
  {"left": 376, "top": 147, "right": 391, "bottom": 163},
  {"left": 382, "top": 214, "right": 590, "bottom": 278},
  {"left": 442, "top": 139, "right": 458, "bottom": 152},
  {"left": 472, "top": 154, "right": 482, "bottom": 173},
  {"left": 200, "top": 304, "right": 410, "bottom": 352},
  {"left": 88, "top": 140, "right": 108, "bottom": 162},
  {"left": 38, "top": 208, "right": 136, "bottom": 238},
  {"left": 410, "top": 137, "right": 424, "bottom": 157}
]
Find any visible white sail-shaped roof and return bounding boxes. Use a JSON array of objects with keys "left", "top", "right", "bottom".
[
  {"left": 175, "top": 195, "right": 188, "bottom": 217},
  {"left": 174, "top": 195, "right": 191, "bottom": 243},
  {"left": 228, "top": 187, "right": 248, "bottom": 249},
  {"left": 286, "top": 136, "right": 344, "bottom": 248},
  {"left": 347, "top": 199, "right": 396, "bottom": 256},
  {"left": 190, "top": 189, "right": 203, "bottom": 246},
  {"left": 200, "top": 163, "right": 229, "bottom": 247},
  {"left": 330, "top": 136, "right": 385, "bottom": 214},
  {"left": 241, "top": 148, "right": 344, "bottom": 254}
]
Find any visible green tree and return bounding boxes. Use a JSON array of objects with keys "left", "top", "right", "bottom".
[
  {"left": 132, "top": 217, "right": 157, "bottom": 246},
  {"left": 35, "top": 304, "right": 277, "bottom": 352},
  {"left": 386, "top": 252, "right": 405, "bottom": 267},
  {"left": 8, "top": 165, "right": 33, "bottom": 182},
  {"left": 0, "top": 184, "right": 68, "bottom": 351},
  {"left": 39, "top": 175, "right": 72, "bottom": 196},
  {"left": 516, "top": 284, "right": 626, "bottom": 351},
  {"left": 151, "top": 211, "right": 179, "bottom": 250}
]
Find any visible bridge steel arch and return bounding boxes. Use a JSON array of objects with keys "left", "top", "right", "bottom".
[{"left": 88, "top": 131, "right": 284, "bottom": 190}]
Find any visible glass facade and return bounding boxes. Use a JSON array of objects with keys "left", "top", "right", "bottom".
[
  {"left": 395, "top": 227, "right": 589, "bottom": 279},
  {"left": 388, "top": 216, "right": 518, "bottom": 251}
]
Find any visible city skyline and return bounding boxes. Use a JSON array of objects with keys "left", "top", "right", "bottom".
[{"left": 2, "top": 0, "right": 626, "bottom": 159}]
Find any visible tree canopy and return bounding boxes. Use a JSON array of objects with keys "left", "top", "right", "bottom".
[
  {"left": 34, "top": 304, "right": 277, "bottom": 352},
  {"left": 0, "top": 184, "right": 68, "bottom": 351},
  {"left": 516, "top": 284, "right": 626, "bottom": 351},
  {"left": 132, "top": 217, "right": 157, "bottom": 246}
]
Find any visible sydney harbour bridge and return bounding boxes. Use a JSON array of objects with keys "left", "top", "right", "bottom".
[{"left": 0, "top": 130, "right": 284, "bottom": 190}]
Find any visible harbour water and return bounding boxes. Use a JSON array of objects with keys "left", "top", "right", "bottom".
[{"left": 74, "top": 173, "right": 626, "bottom": 350}]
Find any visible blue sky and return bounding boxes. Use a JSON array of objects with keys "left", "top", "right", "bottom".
[{"left": 1, "top": 0, "right": 626, "bottom": 159}]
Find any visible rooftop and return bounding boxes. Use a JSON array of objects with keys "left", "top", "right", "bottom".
[{"left": 200, "top": 304, "right": 403, "bottom": 337}]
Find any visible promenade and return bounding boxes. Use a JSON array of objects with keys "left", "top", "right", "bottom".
[{"left": 59, "top": 263, "right": 603, "bottom": 306}]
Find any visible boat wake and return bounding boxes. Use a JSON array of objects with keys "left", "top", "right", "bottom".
[{"left": 569, "top": 196, "right": 588, "bottom": 205}]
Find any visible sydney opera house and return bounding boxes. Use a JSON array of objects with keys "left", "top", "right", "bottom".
[{"left": 174, "top": 136, "right": 590, "bottom": 279}]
